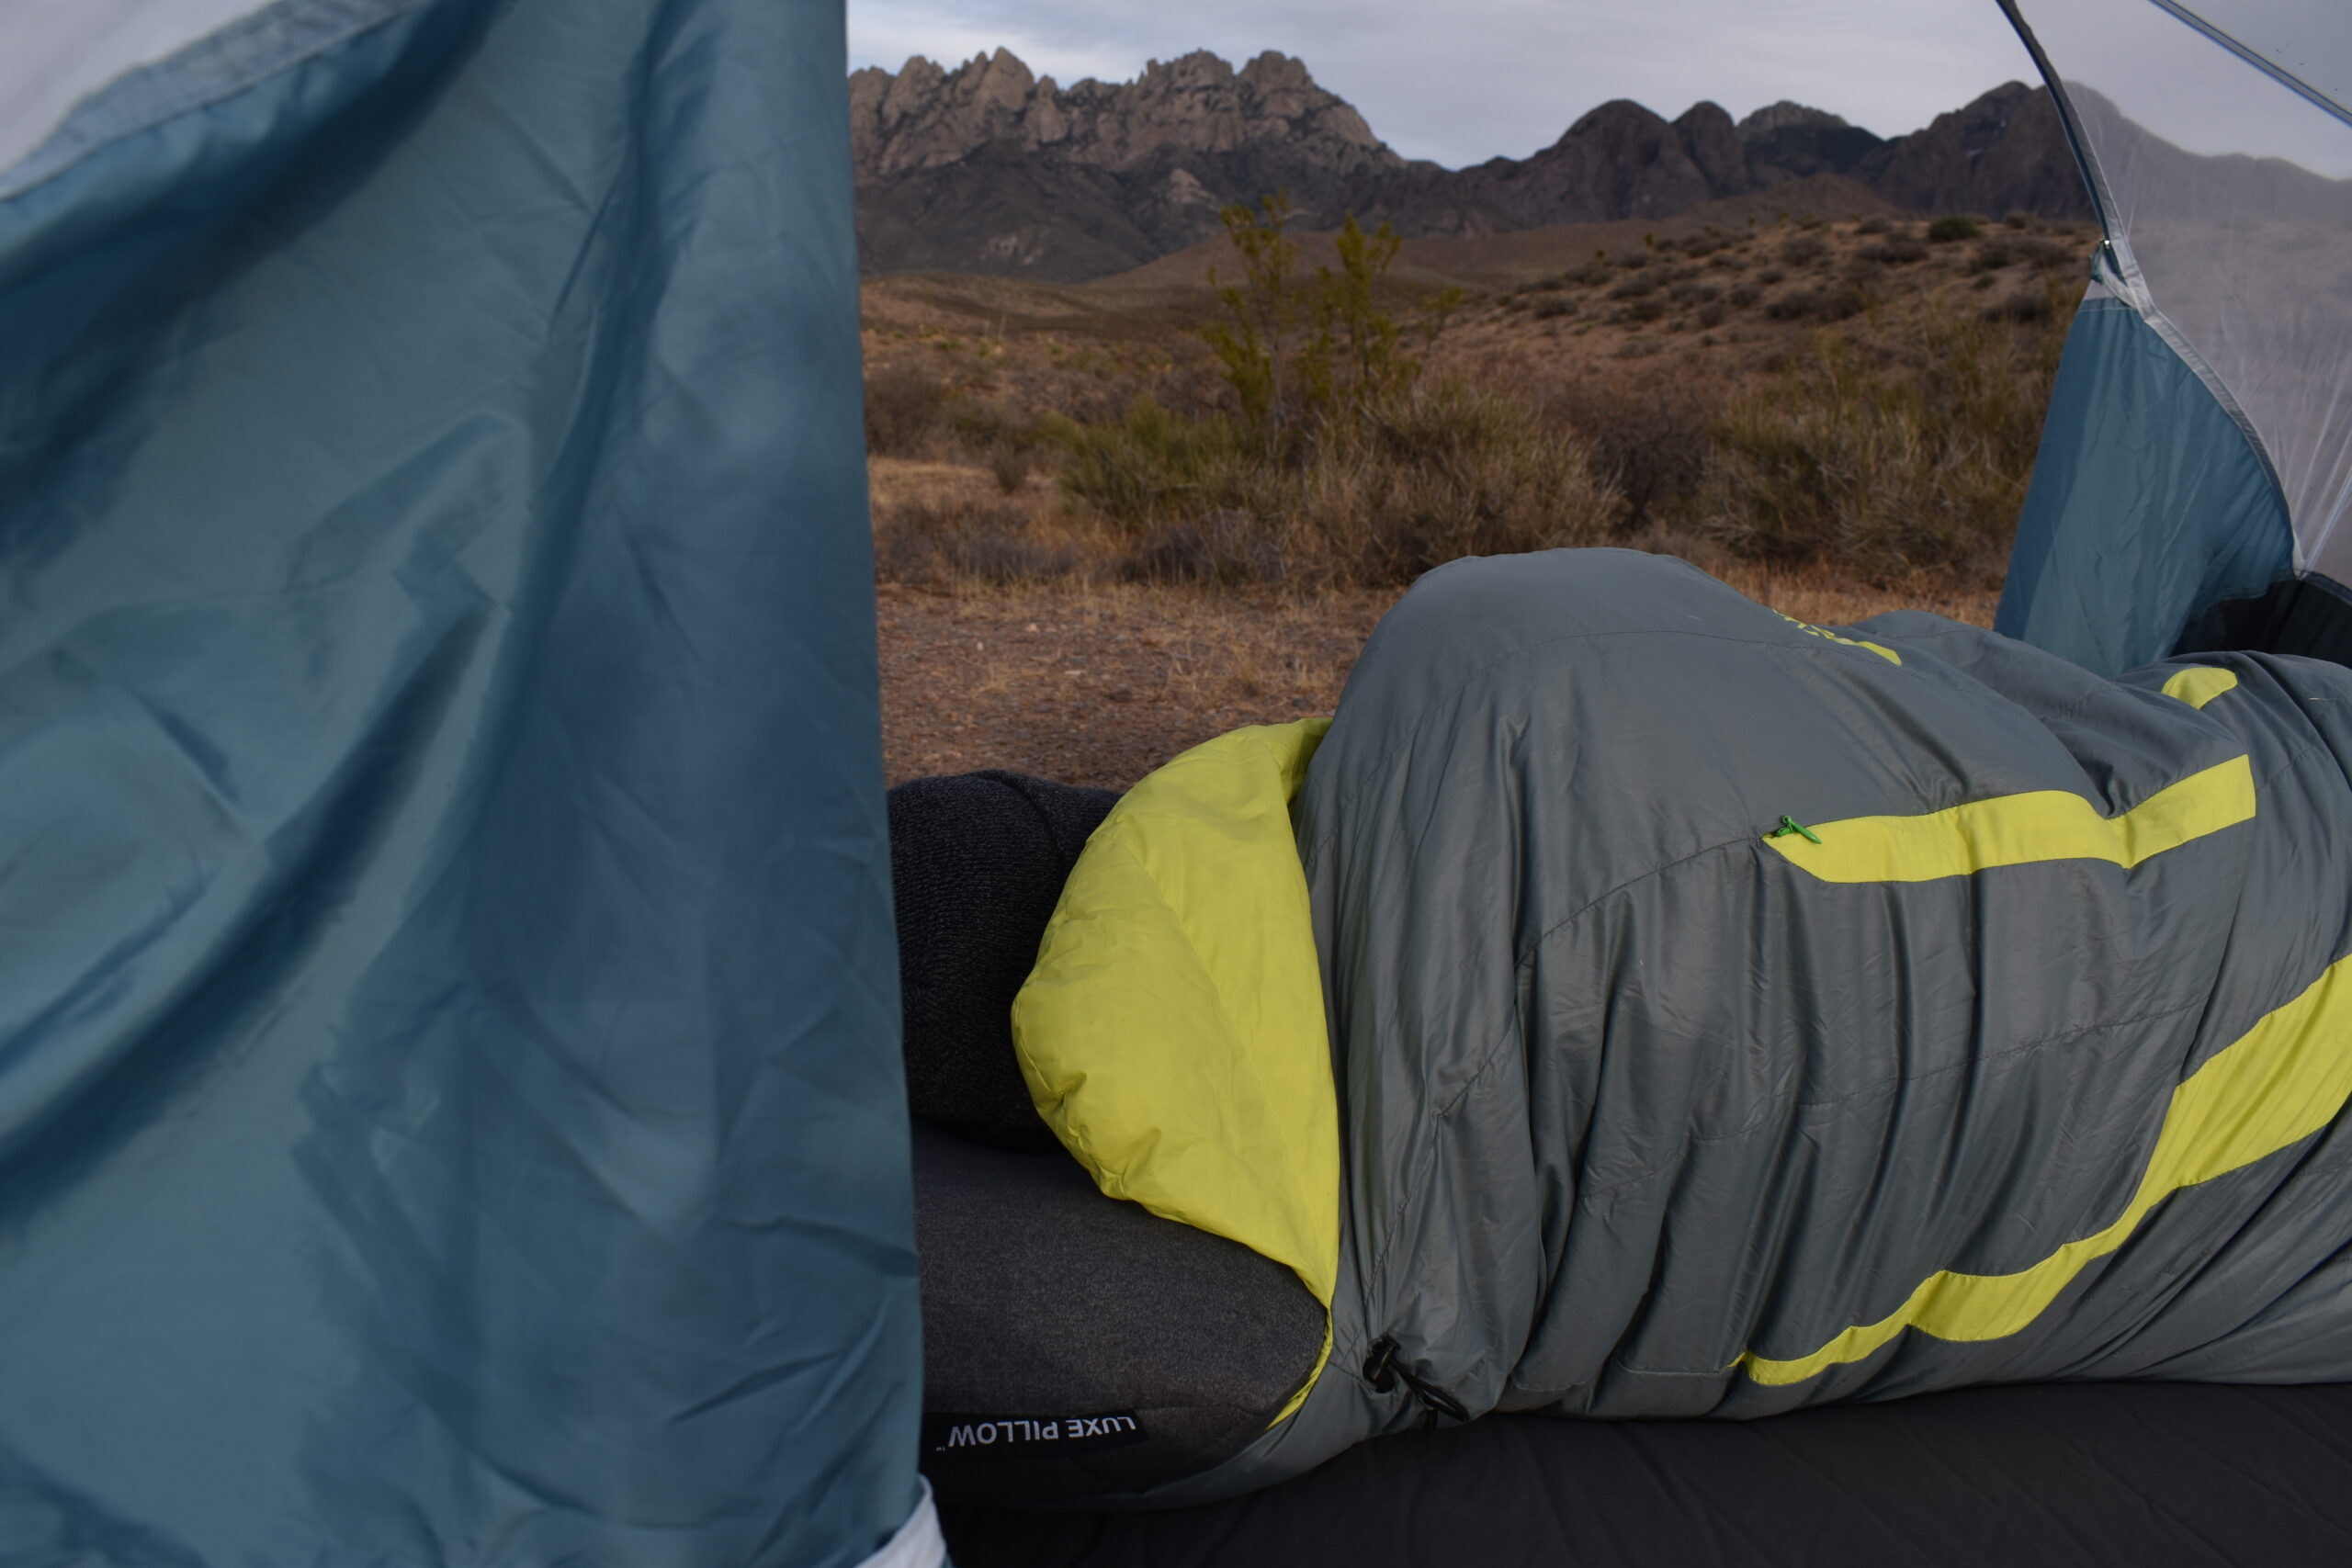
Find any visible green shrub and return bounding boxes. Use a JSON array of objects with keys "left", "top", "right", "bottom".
[
  {"left": 1054, "top": 396, "right": 1250, "bottom": 527},
  {"left": 1928, "top": 214, "right": 1984, "bottom": 243}
]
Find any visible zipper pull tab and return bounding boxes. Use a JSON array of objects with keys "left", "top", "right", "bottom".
[{"left": 1769, "top": 814, "right": 1822, "bottom": 844}]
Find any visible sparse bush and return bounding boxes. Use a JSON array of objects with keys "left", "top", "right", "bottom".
[
  {"left": 1858, "top": 236, "right": 1928, "bottom": 265},
  {"left": 865, "top": 363, "right": 954, "bottom": 456},
  {"left": 1123, "top": 510, "right": 1286, "bottom": 585},
  {"left": 1550, "top": 368, "right": 1725, "bottom": 533},
  {"left": 1624, "top": 298, "right": 1669, "bottom": 324},
  {"left": 1533, "top": 297, "right": 1576, "bottom": 321},
  {"left": 1984, "top": 286, "right": 2056, "bottom": 322},
  {"left": 1781, "top": 232, "right": 1831, "bottom": 266},
  {"left": 1701, "top": 294, "right": 2069, "bottom": 580},
  {"left": 875, "top": 499, "right": 1078, "bottom": 587},
  {"left": 2004, "top": 210, "right": 2034, "bottom": 230},
  {"left": 1566, "top": 263, "right": 1612, "bottom": 287},
  {"left": 1202, "top": 196, "right": 1459, "bottom": 462},
  {"left": 1968, "top": 238, "right": 2020, "bottom": 273},
  {"left": 1696, "top": 301, "right": 1728, "bottom": 329},
  {"left": 2014, "top": 235, "right": 2078, "bottom": 268},
  {"left": 1856, "top": 216, "right": 1891, "bottom": 236},
  {"left": 1758, "top": 266, "right": 1787, "bottom": 286},
  {"left": 990, "top": 446, "right": 1030, "bottom": 494},
  {"left": 1766, "top": 283, "right": 1867, "bottom": 322},
  {"left": 1928, "top": 214, "right": 1984, "bottom": 243},
  {"left": 1611, "top": 272, "right": 1661, "bottom": 299},
  {"left": 1614, "top": 249, "right": 1653, "bottom": 270},
  {"left": 1727, "top": 284, "right": 1763, "bottom": 309}
]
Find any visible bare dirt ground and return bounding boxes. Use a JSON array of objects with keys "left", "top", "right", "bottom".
[{"left": 879, "top": 568, "right": 2001, "bottom": 789}]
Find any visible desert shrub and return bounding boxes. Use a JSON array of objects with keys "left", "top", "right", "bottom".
[
  {"left": 1289, "top": 383, "right": 1618, "bottom": 582},
  {"left": 1533, "top": 297, "right": 1577, "bottom": 321},
  {"left": 1550, "top": 367, "right": 1724, "bottom": 533},
  {"left": 1611, "top": 272, "right": 1661, "bottom": 299},
  {"left": 1566, "top": 263, "right": 1612, "bottom": 287},
  {"left": 1527, "top": 276, "right": 1565, "bottom": 292},
  {"left": 1669, "top": 280, "right": 1722, "bottom": 307},
  {"left": 990, "top": 446, "right": 1031, "bottom": 494},
  {"left": 1122, "top": 510, "right": 1287, "bottom": 585},
  {"left": 2004, "top": 210, "right": 2034, "bottom": 230},
  {"left": 1766, "top": 283, "right": 1867, "bottom": 322},
  {"left": 1928, "top": 214, "right": 1984, "bottom": 243},
  {"left": 1202, "top": 196, "right": 1460, "bottom": 462},
  {"left": 1758, "top": 266, "right": 1787, "bottom": 286},
  {"left": 1624, "top": 298, "right": 1669, "bottom": 324},
  {"left": 1781, "top": 232, "right": 1831, "bottom": 265},
  {"left": 1701, "top": 297, "right": 2068, "bottom": 580},
  {"left": 1614, "top": 249, "right": 1653, "bottom": 269},
  {"left": 1696, "top": 301, "right": 1728, "bottom": 329},
  {"left": 1727, "top": 284, "right": 1763, "bottom": 309},
  {"left": 864, "top": 363, "right": 954, "bottom": 456},
  {"left": 2014, "top": 234, "right": 2078, "bottom": 268},
  {"left": 1079, "top": 383, "right": 1614, "bottom": 587},
  {"left": 1984, "top": 286, "right": 2057, "bottom": 322},
  {"left": 1055, "top": 396, "right": 1250, "bottom": 527},
  {"left": 874, "top": 499, "right": 1078, "bottom": 587},
  {"left": 1856, "top": 216, "right": 1891, "bottom": 236},
  {"left": 1858, "top": 236, "right": 1928, "bottom": 265},
  {"left": 1967, "top": 238, "right": 2019, "bottom": 273}
]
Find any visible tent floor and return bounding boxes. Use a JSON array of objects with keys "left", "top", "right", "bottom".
[{"left": 941, "top": 1381, "right": 2352, "bottom": 1567}]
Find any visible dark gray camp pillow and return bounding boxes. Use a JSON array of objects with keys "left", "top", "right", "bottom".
[
  {"left": 888, "top": 771, "right": 1121, "bottom": 1151},
  {"left": 911, "top": 1122, "right": 1328, "bottom": 1505}
]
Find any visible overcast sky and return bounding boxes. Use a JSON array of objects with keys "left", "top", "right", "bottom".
[{"left": 846, "top": 0, "right": 2046, "bottom": 166}]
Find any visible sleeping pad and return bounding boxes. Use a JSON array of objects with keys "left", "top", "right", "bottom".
[{"left": 1003, "top": 547, "right": 2352, "bottom": 1506}]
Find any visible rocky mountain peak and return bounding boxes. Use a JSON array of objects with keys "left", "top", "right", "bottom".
[
  {"left": 848, "top": 47, "right": 1400, "bottom": 185},
  {"left": 1738, "top": 101, "right": 1853, "bottom": 139}
]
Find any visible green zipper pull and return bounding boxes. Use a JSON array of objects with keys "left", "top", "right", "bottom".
[{"left": 1770, "top": 815, "right": 1822, "bottom": 844}]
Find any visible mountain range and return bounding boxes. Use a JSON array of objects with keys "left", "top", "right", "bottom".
[{"left": 850, "top": 49, "right": 2093, "bottom": 281}]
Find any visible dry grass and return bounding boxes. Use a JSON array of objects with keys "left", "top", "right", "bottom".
[{"left": 865, "top": 212, "right": 2087, "bottom": 601}]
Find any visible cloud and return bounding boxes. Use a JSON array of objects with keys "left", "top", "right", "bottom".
[{"left": 846, "top": 0, "right": 2042, "bottom": 165}]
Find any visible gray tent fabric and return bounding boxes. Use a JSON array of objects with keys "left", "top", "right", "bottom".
[
  {"left": 1138, "top": 548, "right": 2352, "bottom": 1504},
  {"left": 1998, "top": 0, "right": 2352, "bottom": 669},
  {"left": 0, "top": 1, "right": 931, "bottom": 1563}
]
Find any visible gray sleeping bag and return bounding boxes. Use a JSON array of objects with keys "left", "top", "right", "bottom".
[{"left": 1144, "top": 547, "right": 2352, "bottom": 1503}]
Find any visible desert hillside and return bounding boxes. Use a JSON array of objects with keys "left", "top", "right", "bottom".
[{"left": 863, "top": 203, "right": 2089, "bottom": 784}]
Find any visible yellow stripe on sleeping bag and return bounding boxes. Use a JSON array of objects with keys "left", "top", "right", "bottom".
[
  {"left": 1737, "top": 953, "right": 2352, "bottom": 1385},
  {"left": 2164, "top": 667, "right": 2239, "bottom": 708},
  {"left": 1762, "top": 755, "right": 2255, "bottom": 884}
]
